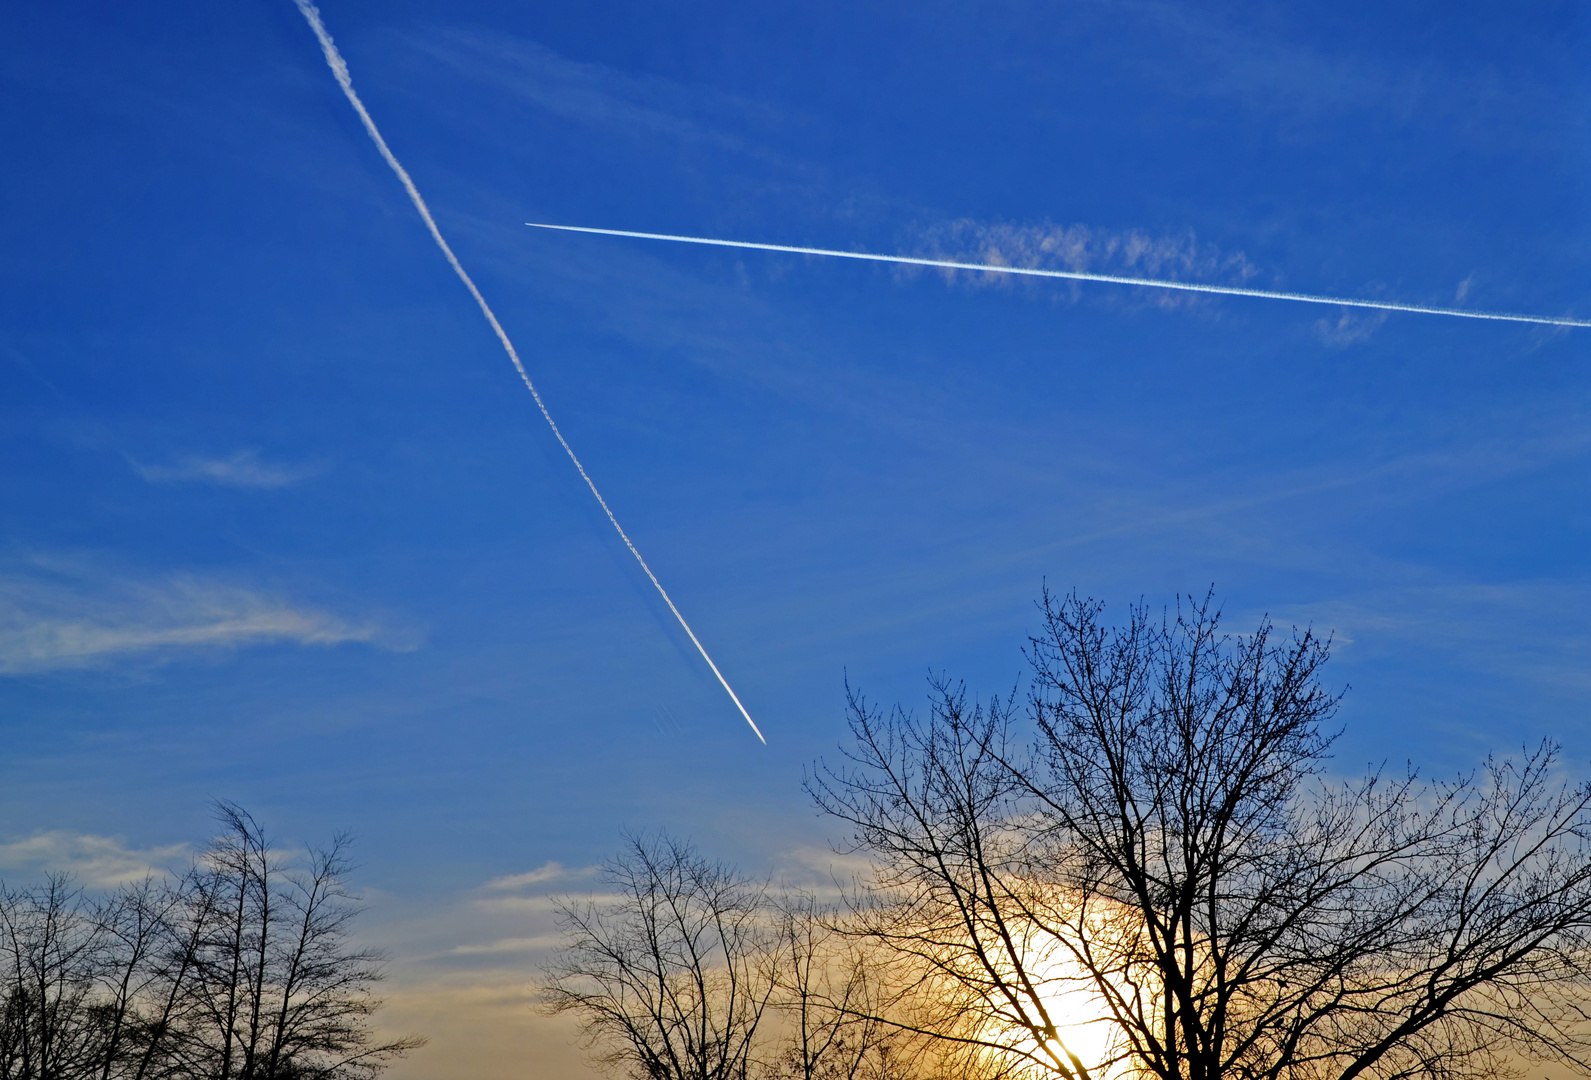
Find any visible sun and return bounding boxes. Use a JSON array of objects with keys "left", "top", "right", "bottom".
[{"left": 1026, "top": 952, "right": 1120, "bottom": 1079}]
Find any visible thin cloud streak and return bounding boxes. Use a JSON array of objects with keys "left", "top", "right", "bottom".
[
  {"left": 130, "top": 450, "right": 316, "bottom": 488},
  {"left": 0, "top": 570, "right": 402, "bottom": 674},
  {"left": 1279, "top": 581, "right": 1591, "bottom": 688},
  {"left": 405, "top": 29, "right": 773, "bottom": 155},
  {"left": 526, "top": 223, "right": 1591, "bottom": 329},
  {"left": 482, "top": 861, "right": 595, "bottom": 891},
  {"left": 291, "top": 0, "right": 765, "bottom": 744},
  {"left": 445, "top": 935, "right": 562, "bottom": 957}
]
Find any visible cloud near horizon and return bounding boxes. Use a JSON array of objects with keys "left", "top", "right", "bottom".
[
  {"left": 0, "top": 831, "right": 190, "bottom": 887},
  {"left": 0, "top": 565, "right": 415, "bottom": 675}
]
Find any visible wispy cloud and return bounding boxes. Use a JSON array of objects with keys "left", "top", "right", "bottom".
[
  {"left": 0, "top": 562, "right": 414, "bottom": 675},
  {"left": 1277, "top": 581, "right": 1591, "bottom": 691},
  {"left": 1099, "top": 0, "right": 1565, "bottom": 150},
  {"left": 129, "top": 449, "right": 317, "bottom": 489},
  {"left": 1314, "top": 308, "right": 1389, "bottom": 347},
  {"left": 473, "top": 893, "right": 594, "bottom": 917},
  {"left": 373, "top": 978, "right": 590, "bottom": 1080},
  {"left": 482, "top": 861, "right": 595, "bottom": 892},
  {"left": 403, "top": 28, "right": 778, "bottom": 155},
  {"left": 0, "top": 831, "right": 188, "bottom": 887},
  {"left": 909, "top": 218, "right": 1263, "bottom": 310},
  {"left": 445, "top": 935, "right": 563, "bottom": 956}
]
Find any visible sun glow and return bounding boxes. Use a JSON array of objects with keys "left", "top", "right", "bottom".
[{"left": 1024, "top": 952, "right": 1122, "bottom": 1080}]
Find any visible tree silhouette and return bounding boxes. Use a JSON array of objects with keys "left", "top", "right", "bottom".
[{"left": 810, "top": 589, "right": 1591, "bottom": 1080}]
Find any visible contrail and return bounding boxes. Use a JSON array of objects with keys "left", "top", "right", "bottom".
[
  {"left": 291, "top": 1, "right": 766, "bottom": 744},
  {"left": 525, "top": 223, "right": 1591, "bottom": 329}
]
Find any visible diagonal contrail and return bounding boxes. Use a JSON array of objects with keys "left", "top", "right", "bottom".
[
  {"left": 292, "top": 1, "right": 766, "bottom": 744},
  {"left": 525, "top": 223, "right": 1591, "bottom": 329}
]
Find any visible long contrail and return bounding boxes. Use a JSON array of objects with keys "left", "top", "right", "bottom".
[
  {"left": 292, "top": 1, "right": 766, "bottom": 744},
  {"left": 526, "top": 223, "right": 1591, "bottom": 329}
]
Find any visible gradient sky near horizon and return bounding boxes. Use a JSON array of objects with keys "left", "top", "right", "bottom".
[{"left": 2, "top": 1, "right": 1588, "bottom": 1076}]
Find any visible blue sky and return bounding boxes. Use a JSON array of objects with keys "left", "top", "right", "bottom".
[{"left": 2, "top": 1, "right": 1588, "bottom": 1075}]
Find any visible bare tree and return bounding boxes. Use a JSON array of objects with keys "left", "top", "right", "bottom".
[
  {"left": 162, "top": 803, "right": 422, "bottom": 1080},
  {"left": 128, "top": 869, "right": 214, "bottom": 1080},
  {"left": 541, "top": 834, "right": 777, "bottom": 1080},
  {"left": 0, "top": 875, "right": 110, "bottom": 1080},
  {"left": 95, "top": 876, "right": 189, "bottom": 1080},
  {"left": 0, "top": 804, "right": 419, "bottom": 1080},
  {"left": 765, "top": 891, "right": 919, "bottom": 1080},
  {"left": 809, "top": 589, "right": 1591, "bottom": 1080}
]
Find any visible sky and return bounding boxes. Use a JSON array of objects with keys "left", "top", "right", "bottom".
[{"left": 1, "top": 1, "right": 1588, "bottom": 1076}]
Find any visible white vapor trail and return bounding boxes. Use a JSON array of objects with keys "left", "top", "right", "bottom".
[
  {"left": 525, "top": 223, "right": 1591, "bottom": 329},
  {"left": 292, "top": 1, "right": 766, "bottom": 744}
]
